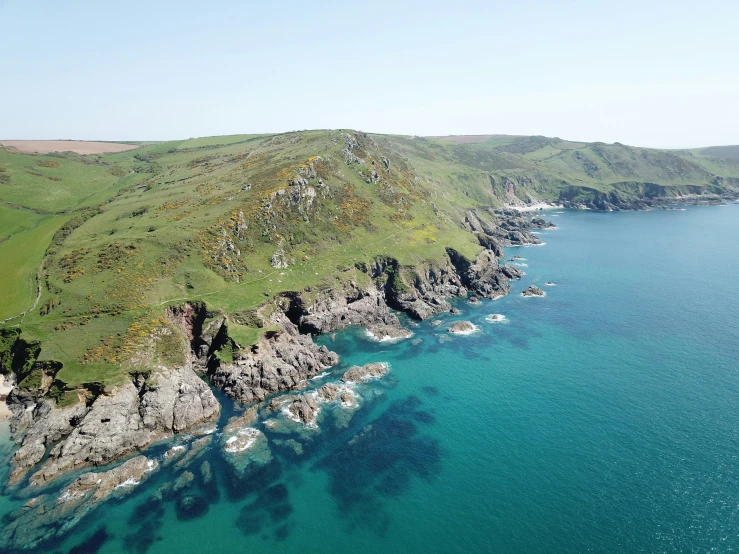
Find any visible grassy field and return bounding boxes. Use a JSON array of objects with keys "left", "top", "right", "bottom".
[
  {"left": 0, "top": 215, "right": 68, "bottom": 320},
  {"left": 0, "top": 150, "right": 130, "bottom": 212},
  {"left": 1, "top": 130, "right": 737, "bottom": 395},
  {"left": 0, "top": 205, "right": 44, "bottom": 242}
]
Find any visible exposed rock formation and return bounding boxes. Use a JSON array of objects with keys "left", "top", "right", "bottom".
[
  {"left": 448, "top": 321, "right": 477, "bottom": 334},
  {"left": 341, "top": 362, "right": 389, "bottom": 383},
  {"left": 0, "top": 456, "right": 157, "bottom": 551},
  {"left": 316, "top": 382, "right": 340, "bottom": 402},
  {"left": 283, "top": 282, "right": 399, "bottom": 335},
  {"left": 522, "top": 285, "right": 545, "bottom": 297},
  {"left": 365, "top": 323, "right": 413, "bottom": 342},
  {"left": 209, "top": 320, "right": 339, "bottom": 405},
  {"left": 8, "top": 366, "right": 219, "bottom": 487},
  {"left": 288, "top": 394, "right": 319, "bottom": 425}
]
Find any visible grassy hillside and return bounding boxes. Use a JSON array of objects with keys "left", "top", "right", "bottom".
[{"left": 1, "top": 130, "right": 737, "bottom": 396}]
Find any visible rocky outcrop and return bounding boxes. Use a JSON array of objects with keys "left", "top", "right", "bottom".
[
  {"left": 0, "top": 455, "right": 157, "bottom": 551},
  {"left": 365, "top": 323, "right": 413, "bottom": 342},
  {"left": 283, "top": 282, "right": 399, "bottom": 335},
  {"left": 448, "top": 321, "right": 477, "bottom": 334},
  {"left": 447, "top": 248, "right": 522, "bottom": 300},
  {"left": 558, "top": 183, "right": 739, "bottom": 211},
  {"left": 341, "top": 362, "right": 389, "bottom": 383},
  {"left": 316, "top": 382, "right": 340, "bottom": 402},
  {"left": 8, "top": 366, "right": 219, "bottom": 487},
  {"left": 288, "top": 394, "right": 319, "bottom": 425},
  {"left": 522, "top": 285, "right": 545, "bottom": 297},
  {"left": 209, "top": 320, "right": 338, "bottom": 405}
]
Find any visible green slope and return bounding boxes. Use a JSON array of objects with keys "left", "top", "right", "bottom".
[{"left": 1, "top": 130, "right": 738, "bottom": 395}]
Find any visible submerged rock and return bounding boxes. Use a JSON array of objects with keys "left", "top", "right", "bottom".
[
  {"left": 341, "top": 363, "right": 388, "bottom": 383},
  {"left": 175, "top": 494, "right": 210, "bottom": 521},
  {"left": 0, "top": 456, "right": 157, "bottom": 551}
]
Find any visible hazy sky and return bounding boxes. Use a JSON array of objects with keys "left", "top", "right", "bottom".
[{"left": 2, "top": 0, "right": 738, "bottom": 147}]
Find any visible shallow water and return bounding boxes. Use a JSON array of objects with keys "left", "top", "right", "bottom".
[{"left": 2, "top": 204, "right": 739, "bottom": 553}]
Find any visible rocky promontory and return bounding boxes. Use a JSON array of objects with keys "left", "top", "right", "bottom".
[{"left": 7, "top": 365, "right": 219, "bottom": 488}]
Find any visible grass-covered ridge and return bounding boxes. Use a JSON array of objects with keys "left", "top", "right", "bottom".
[{"left": 1, "top": 130, "right": 738, "bottom": 398}]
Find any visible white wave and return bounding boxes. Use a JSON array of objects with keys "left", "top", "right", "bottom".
[
  {"left": 364, "top": 328, "right": 413, "bottom": 343},
  {"left": 508, "top": 203, "right": 562, "bottom": 212},
  {"left": 224, "top": 427, "right": 262, "bottom": 453},
  {"left": 115, "top": 477, "right": 140, "bottom": 489},
  {"left": 449, "top": 324, "right": 479, "bottom": 335},
  {"left": 485, "top": 314, "right": 508, "bottom": 323},
  {"left": 521, "top": 291, "right": 547, "bottom": 297}
]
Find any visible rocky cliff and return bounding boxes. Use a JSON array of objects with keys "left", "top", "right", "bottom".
[{"left": 7, "top": 365, "right": 219, "bottom": 488}]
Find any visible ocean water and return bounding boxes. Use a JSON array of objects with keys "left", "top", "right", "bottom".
[{"left": 2, "top": 203, "right": 739, "bottom": 553}]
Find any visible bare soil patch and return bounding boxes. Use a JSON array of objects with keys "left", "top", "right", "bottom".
[{"left": 0, "top": 140, "right": 139, "bottom": 155}]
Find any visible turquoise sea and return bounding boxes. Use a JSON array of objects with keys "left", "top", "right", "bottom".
[{"left": 2, "top": 203, "right": 739, "bottom": 553}]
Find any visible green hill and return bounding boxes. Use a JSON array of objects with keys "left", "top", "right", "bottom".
[{"left": 1, "top": 130, "right": 738, "bottom": 397}]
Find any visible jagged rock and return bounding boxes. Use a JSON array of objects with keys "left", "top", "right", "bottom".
[
  {"left": 285, "top": 283, "right": 399, "bottom": 334},
  {"left": 271, "top": 248, "right": 290, "bottom": 269},
  {"left": 288, "top": 394, "right": 319, "bottom": 425},
  {"left": 12, "top": 366, "right": 219, "bottom": 488},
  {"left": 341, "top": 362, "right": 388, "bottom": 383},
  {"left": 522, "top": 285, "right": 545, "bottom": 297},
  {"left": 162, "top": 444, "right": 187, "bottom": 465},
  {"left": 365, "top": 323, "right": 412, "bottom": 342},
  {"left": 340, "top": 390, "right": 356, "bottom": 406},
  {"left": 209, "top": 320, "right": 338, "bottom": 404},
  {"left": 450, "top": 308, "right": 461, "bottom": 314},
  {"left": 448, "top": 321, "right": 477, "bottom": 334},
  {"left": 501, "top": 264, "right": 524, "bottom": 279},
  {"left": 8, "top": 400, "right": 88, "bottom": 485},
  {"left": 0, "top": 456, "right": 156, "bottom": 551},
  {"left": 316, "top": 383, "right": 340, "bottom": 402}
]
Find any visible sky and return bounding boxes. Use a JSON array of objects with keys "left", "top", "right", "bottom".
[{"left": 1, "top": 0, "right": 738, "bottom": 148}]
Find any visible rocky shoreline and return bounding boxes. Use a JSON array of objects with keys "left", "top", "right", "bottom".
[
  {"left": 559, "top": 190, "right": 739, "bottom": 212},
  {"left": 0, "top": 207, "right": 550, "bottom": 551}
]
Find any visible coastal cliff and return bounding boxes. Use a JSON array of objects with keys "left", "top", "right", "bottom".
[{"left": 1, "top": 208, "right": 544, "bottom": 496}]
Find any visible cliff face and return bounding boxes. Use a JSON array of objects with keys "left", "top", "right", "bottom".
[
  {"left": 7, "top": 365, "right": 219, "bottom": 488},
  {"left": 207, "top": 212, "right": 543, "bottom": 406},
  {"left": 209, "top": 318, "right": 339, "bottom": 405}
]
